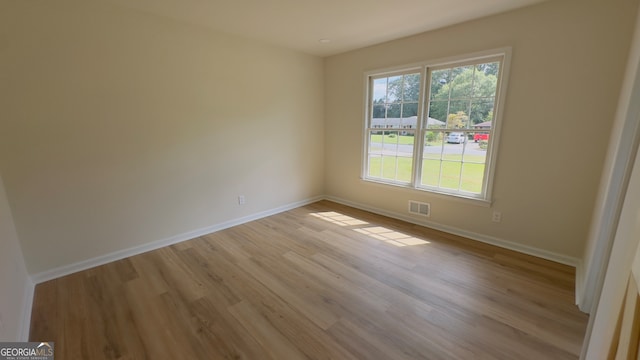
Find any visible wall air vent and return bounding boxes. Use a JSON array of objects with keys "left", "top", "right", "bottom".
[{"left": 408, "top": 200, "right": 430, "bottom": 217}]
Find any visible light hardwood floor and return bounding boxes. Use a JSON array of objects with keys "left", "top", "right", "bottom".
[{"left": 30, "top": 200, "right": 588, "bottom": 359}]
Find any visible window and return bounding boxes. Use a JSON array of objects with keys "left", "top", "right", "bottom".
[{"left": 363, "top": 50, "right": 509, "bottom": 202}]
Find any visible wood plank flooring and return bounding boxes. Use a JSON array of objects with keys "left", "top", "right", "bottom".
[{"left": 29, "top": 200, "right": 588, "bottom": 359}]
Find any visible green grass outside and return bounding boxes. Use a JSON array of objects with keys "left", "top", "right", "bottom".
[
  {"left": 368, "top": 155, "right": 485, "bottom": 193},
  {"left": 369, "top": 134, "right": 416, "bottom": 145},
  {"left": 368, "top": 156, "right": 413, "bottom": 183},
  {"left": 424, "top": 153, "right": 486, "bottom": 162}
]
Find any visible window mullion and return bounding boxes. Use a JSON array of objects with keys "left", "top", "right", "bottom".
[
  {"left": 411, "top": 66, "right": 428, "bottom": 188},
  {"left": 458, "top": 141, "right": 467, "bottom": 192}
]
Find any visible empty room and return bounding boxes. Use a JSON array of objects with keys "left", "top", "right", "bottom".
[{"left": 2, "top": 0, "right": 640, "bottom": 358}]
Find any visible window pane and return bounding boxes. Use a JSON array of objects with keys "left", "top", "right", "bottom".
[
  {"left": 472, "top": 62, "right": 499, "bottom": 98},
  {"left": 382, "top": 130, "right": 399, "bottom": 153},
  {"left": 367, "top": 130, "right": 414, "bottom": 183},
  {"left": 386, "top": 76, "right": 402, "bottom": 103},
  {"left": 447, "top": 100, "right": 470, "bottom": 129},
  {"left": 369, "top": 131, "right": 383, "bottom": 152},
  {"left": 377, "top": 156, "right": 411, "bottom": 182},
  {"left": 387, "top": 104, "right": 401, "bottom": 123},
  {"left": 397, "top": 132, "right": 415, "bottom": 156},
  {"left": 367, "top": 72, "right": 421, "bottom": 186},
  {"left": 470, "top": 98, "right": 494, "bottom": 125},
  {"left": 423, "top": 132, "right": 443, "bottom": 158},
  {"left": 396, "top": 156, "right": 413, "bottom": 182},
  {"left": 402, "top": 103, "right": 418, "bottom": 119},
  {"left": 421, "top": 159, "right": 441, "bottom": 187},
  {"left": 368, "top": 155, "right": 382, "bottom": 178},
  {"left": 372, "top": 78, "right": 387, "bottom": 102},
  {"left": 463, "top": 137, "right": 488, "bottom": 163},
  {"left": 371, "top": 104, "right": 386, "bottom": 127},
  {"left": 460, "top": 163, "right": 485, "bottom": 193},
  {"left": 476, "top": 62, "right": 500, "bottom": 76},
  {"left": 381, "top": 156, "right": 396, "bottom": 179},
  {"left": 430, "top": 69, "right": 450, "bottom": 100},
  {"left": 402, "top": 103, "right": 418, "bottom": 129},
  {"left": 427, "top": 100, "right": 448, "bottom": 124},
  {"left": 371, "top": 73, "right": 421, "bottom": 131},
  {"left": 449, "top": 65, "right": 473, "bottom": 99},
  {"left": 440, "top": 161, "right": 462, "bottom": 190},
  {"left": 403, "top": 74, "right": 420, "bottom": 102},
  {"left": 443, "top": 133, "right": 465, "bottom": 160}
]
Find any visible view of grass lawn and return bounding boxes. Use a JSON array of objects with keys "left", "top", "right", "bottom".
[
  {"left": 369, "top": 134, "right": 416, "bottom": 146},
  {"left": 368, "top": 156, "right": 413, "bottom": 182},
  {"left": 369, "top": 154, "right": 485, "bottom": 193},
  {"left": 422, "top": 160, "right": 485, "bottom": 192}
]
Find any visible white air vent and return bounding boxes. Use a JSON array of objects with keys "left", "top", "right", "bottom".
[{"left": 408, "top": 200, "right": 430, "bottom": 217}]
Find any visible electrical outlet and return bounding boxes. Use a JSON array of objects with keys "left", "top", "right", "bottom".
[
  {"left": 492, "top": 211, "right": 502, "bottom": 222},
  {"left": 238, "top": 195, "right": 246, "bottom": 205}
]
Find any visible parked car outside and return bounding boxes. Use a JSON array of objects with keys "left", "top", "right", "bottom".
[
  {"left": 474, "top": 133, "right": 489, "bottom": 142},
  {"left": 446, "top": 132, "right": 466, "bottom": 144}
]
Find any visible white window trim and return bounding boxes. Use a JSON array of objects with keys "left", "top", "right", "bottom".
[{"left": 361, "top": 47, "right": 512, "bottom": 205}]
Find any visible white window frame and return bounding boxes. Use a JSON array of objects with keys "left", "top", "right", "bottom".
[{"left": 362, "top": 48, "right": 512, "bottom": 205}]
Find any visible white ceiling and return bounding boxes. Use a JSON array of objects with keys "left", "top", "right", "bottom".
[{"left": 105, "top": 0, "right": 547, "bottom": 57}]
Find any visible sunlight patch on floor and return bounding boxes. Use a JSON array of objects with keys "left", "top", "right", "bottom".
[
  {"left": 310, "top": 211, "right": 369, "bottom": 226},
  {"left": 354, "top": 226, "right": 430, "bottom": 247},
  {"left": 311, "top": 211, "right": 429, "bottom": 247}
]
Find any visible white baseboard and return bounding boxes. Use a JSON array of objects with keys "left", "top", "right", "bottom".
[
  {"left": 325, "top": 195, "right": 580, "bottom": 267},
  {"left": 575, "top": 260, "right": 588, "bottom": 311},
  {"left": 30, "top": 196, "right": 324, "bottom": 284}
]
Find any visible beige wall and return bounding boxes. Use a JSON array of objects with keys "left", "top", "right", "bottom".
[
  {"left": 0, "top": 174, "right": 31, "bottom": 341},
  {"left": 0, "top": 0, "right": 324, "bottom": 274},
  {"left": 324, "top": 0, "right": 637, "bottom": 259}
]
